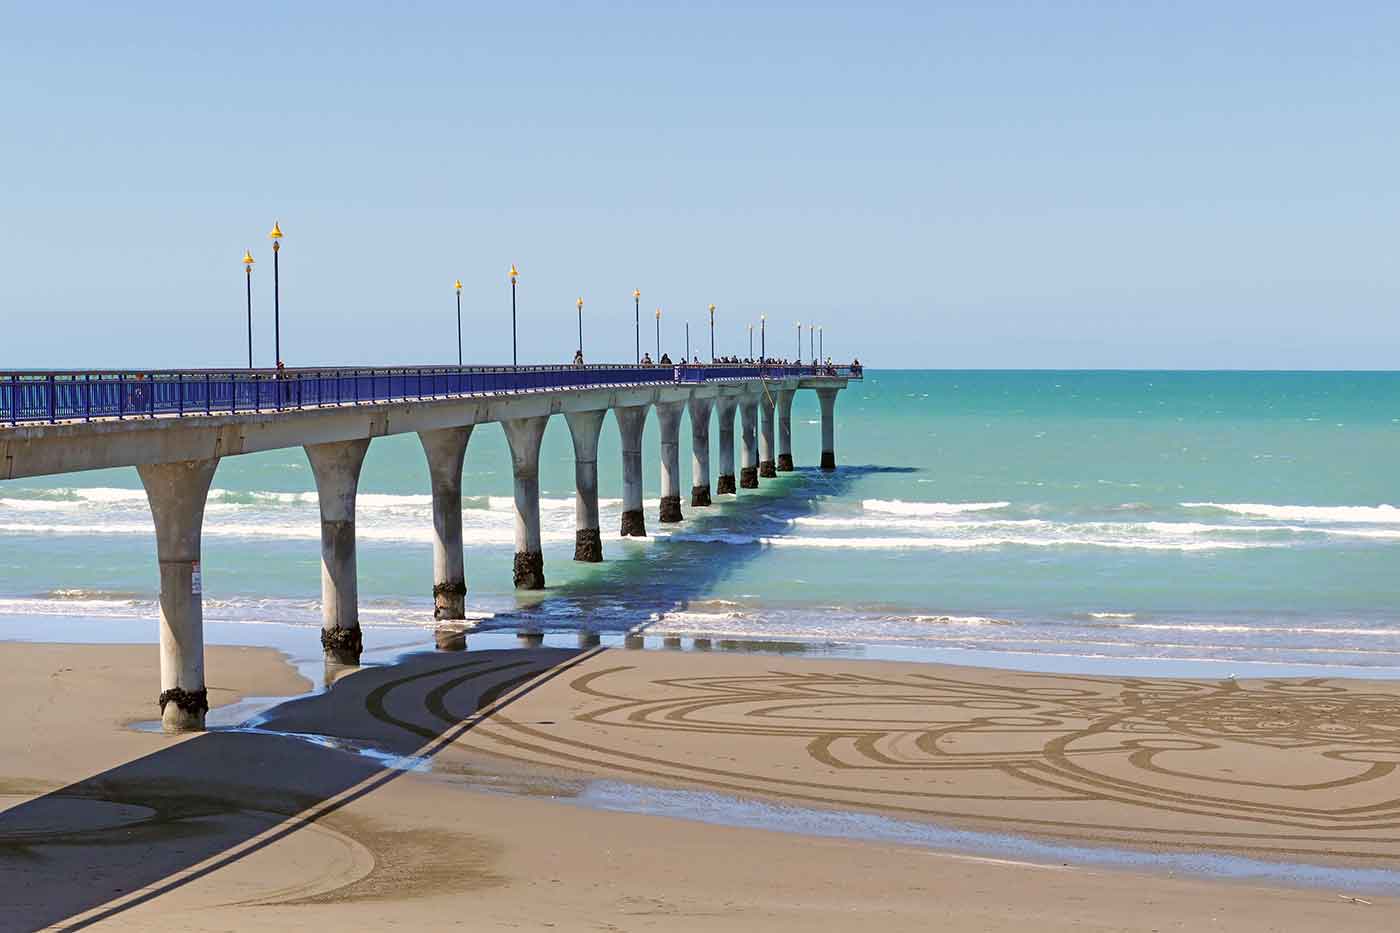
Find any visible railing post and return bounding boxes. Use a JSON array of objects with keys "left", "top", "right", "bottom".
[
  {"left": 9, "top": 374, "right": 17, "bottom": 425},
  {"left": 205, "top": 372, "right": 212, "bottom": 415},
  {"left": 84, "top": 373, "right": 91, "bottom": 422},
  {"left": 296, "top": 372, "right": 303, "bottom": 409},
  {"left": 47, "top": 375, "right": 56, "bottom": 424},
  {"left": 117, "top": 374, "right": 125, "bottom": 421},
  {"left": 177, "top": 373, "right": 184, "bottom": 417},
  {"left": 253, "top": 373, "right": 260, "bottom": 413}
]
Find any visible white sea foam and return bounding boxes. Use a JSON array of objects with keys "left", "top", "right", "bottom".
[
  {"left": 862, "top": 499, "right": 1010, "bottom": 516},
  {"left": 1182, "top": 502, "right": 1400, "bottom": 524},
  {"left": 1089, "top": 612, "right": 1136, "bottom": 620}
]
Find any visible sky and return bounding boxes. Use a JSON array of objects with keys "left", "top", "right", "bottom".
[{"left": 1, "top": 1, "right": 1397, "bottom": 370}]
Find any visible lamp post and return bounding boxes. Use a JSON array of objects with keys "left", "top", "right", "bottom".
[
  {"left": 509, "top": 264, "right": 519, "bottom": 366},
  {"left": 819, "top": 326, "right": 823, "bottom": 362},
  {"left": 655, "top": 307, "right": 661, "bottom": 360},
  {"left": 455, "top": 279, "right": 463, "bottom": 366},
  {"left": 633, "top": 288, "right": 640, "bottom": 364},
  {"left": 760, "top": 314, "right": 766, "bottom": 360},
  {"left": 748, "top": 324, "right": 753, "bottom": 359},
  {"left": 268, "top": 222, "right": 283, "bottom": 365},
  {"left": 708, "top": 304, "right": 715, "bottom": 361},
  {"left": 797, "top": 321, "right": 802, "bottom": 362},
  {"left": 810, "top": 324, "right": 815, "bottom": 365},
  {"left": 242, "top": 250, "right": 255, "bottom": 369},
  {"left": 576, "top": 296, "right": 584, "bottom": 359},
  {"left": 685, "top": 322, "right": 690, "bottom": 362}
]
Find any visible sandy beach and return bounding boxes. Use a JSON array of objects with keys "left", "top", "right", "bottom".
[{"left": 2, "top": 640, "right": 1398, "bottom": 931}]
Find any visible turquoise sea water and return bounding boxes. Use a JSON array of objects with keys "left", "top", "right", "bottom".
[{"left": 4, "top": 370, "right": 1400, "bottom": 673}]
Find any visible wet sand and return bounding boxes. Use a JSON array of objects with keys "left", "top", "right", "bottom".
[{"left": 2, "top": 640, "right": 1396, "bottom": 931}]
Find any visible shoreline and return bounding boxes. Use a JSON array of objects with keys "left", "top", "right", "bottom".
[{"left": 3, "top": 637, "right": 1398, "bottom": 929}]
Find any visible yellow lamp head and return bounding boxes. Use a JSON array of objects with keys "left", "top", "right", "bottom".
[
  {"left": 509, "top": 264, "right": 518, "bottom": 282},
  {"left": 633, "top": 288, "right": 640, "bottom": 299},
  {"left": 708, "top": 303, "right": 715, "bottom": 315},
  {"left": 761, "top": 314, "right": 766, "bottom": 322},
  {"left": 655, "top": 308, "right": 661, "bottom": 320},
  {"left": 242, "top": 250, "right": 255, "bottom": 268},
  {"left": 268, "top": 222, "right": 283, "bottom": 239},
  {"left": 454, "top": 279, "right": 463, "bottom": 292},
  {"left": 577, "top": 297, "right": 584, "bottom": 309}
]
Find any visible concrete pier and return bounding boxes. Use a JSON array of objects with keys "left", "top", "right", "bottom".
[
  {"left": 817, "top": 387, "right": 838, "bottom": 470},
  {"left": 655, "top": 399, "right": 686, "bottom": 522},
  {"left": 739, "top": 395, "right": 759, "bottom": 488},
  {"left": 688, "top": 396, "right": 714, "bottom": 507},
  {"left": 776, "top": 388, "right": 796, "bottom": 471},
  {"left": 305, "top": 439, "right": 372, "bottom": 664},
  {"left": 715, "top": 396, "right": 738, "bottom": 494},
  {"left": 564, "top": 409, "right": 607, "bottom": 562},
  {"left": 758, "top": 390, "right": 777, "bottom": 478},
  {"left": 615, "top": 404, "right": 649, "bottom": 536},
  {"left": 502, "top": 416, "right": 550, "bottom": 589},
  {"left": 418, "top": 426, "right": 473, "bottom": 620},
  {"left": 138, "top": 457, "right": 219, "bottom": 733}
]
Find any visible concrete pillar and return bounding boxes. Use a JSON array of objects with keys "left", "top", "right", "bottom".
[
  {"left": 502, "top": 416, "right": 550, "bottom": 589},
  {"left": 776, "top": 388, "right": 796, "bottom": 471},
  {"left": 739, "top": 395, "right": 759, "bottom": 488},
  {"left": 817, "top": 387, "right": 838, "bottom": 471},
  {"left": 615, "top": 404, "right": 649, "bottom": 537},
  {"left": 758, "top": 391, "right": 777, "bottom": 478},
  {"left": 715, "top": 397, "right": 738, "bottom": 495},
  {"left": 305, "top": 439, "right": 372, "bottom": 664},
  {"left": 655, "top": 399, "right": 686, "bottom": 522},
  {"left": 138, "top": 457, "right": 219, "bottom": 733},
  {"left": 688, "top": 396, "right": 714, "bottom": 507},
  {"left": 418, "top": 426, "right": 472, "bottom": 620},
  {"left": 565, "top": 409, "right": 607, "bottom": 562}
]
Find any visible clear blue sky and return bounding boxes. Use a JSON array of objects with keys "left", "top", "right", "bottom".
[{"left": 2, "top": 1, "right": 1397, "bottom": 369}]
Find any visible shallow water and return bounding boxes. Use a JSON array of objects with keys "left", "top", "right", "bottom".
[{"left": 3, "top": 370, "right": 1400, "bottom": 673}]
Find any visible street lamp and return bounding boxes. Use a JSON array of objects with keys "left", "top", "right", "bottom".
[
  {"left": 576, "top": 296, "right": 584, "bottom": 359},
  {"left": 242, "top": 250, "right": 255, "bottom": 369},
  {"left": 708, "top": 304, "right": 715, "bottom": 361},
  {"left": 268, "top": 222, "right": 283, "bottom": 365},
  {"left": 810, "top": 323, "right": 815, "bottom": 365},
  {"left": 819, "top": 325, "right": 823, "bottom": 362},
  {"left": 685, "top": 322, "right": 690, "bottom": 362},
  {"left": 655, "top": 307, "right": 661, "bottom": 360},
  {"left": 455, "top": 279, "right": 463, "bottom": 367},
  {"left": 748, "top": 324, "right": 753, "bottom": 359},
  {"left": 509, "top": 264, "right": 519, "bottom": 366},
  {"left": 633, "top": 288, "right": 640, "bottom": 364},
  {"left": 760, "top": 314, "right": 766, "bottom": 360},
  {"left": 797, "top": 321, "right": 802, "bottom": 362}
]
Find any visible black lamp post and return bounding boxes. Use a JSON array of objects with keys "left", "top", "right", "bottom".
[
  {"left": 685, "top": 322, "right": 690, "bottom": 361},
  {"left": 268, "top": 222, "right": 283, "bottom": 365},
  {"left": 760, "top": 314, "right": 766, "bottom": 360},
  {"left": 708, "top": 304, "right": 715, "bottom": 361},
  {"left": 242, "top": 250, "right": 255, "bottom": 368},
  {"left": 797, "top": 321, "right": 802, "bottom": 361},
  {"left": 576, "top": 296, "right": 584, "bottom": 358},
  {"left": 810, "top": 324, "right": 815, "bottom": 364},
  {"left": 655, "top": 307, "right": 661, "bottom": 360},
  {"left": 455, "top": 279, "right": 463, "bottom": 366},
  {"left": 819, "top": 326, "right": 823, "bottom": 362},
  {"left": 633, "top": 288, "right": 640, "bottom": 363},
  {"left": 748, "top": 324, "right": 753, "bottom": 359},
  {"left": 509, "top": 264, "right": 519, "bottom": 366}
]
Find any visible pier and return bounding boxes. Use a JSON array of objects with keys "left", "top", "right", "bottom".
[{"left": 0, "top": 363, "right": 856, "bottom": 732}]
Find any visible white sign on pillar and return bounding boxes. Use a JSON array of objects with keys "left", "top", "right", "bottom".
[{"left": 191, "top": 560, "right": 202, "bottom": 595}]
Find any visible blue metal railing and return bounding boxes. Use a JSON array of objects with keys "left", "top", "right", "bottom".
[{"left": 1, "top": 363, "right": 859, "bottom": 426}]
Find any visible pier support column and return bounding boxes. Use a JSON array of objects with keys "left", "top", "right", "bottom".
[
  {"left": 138, "top": 457, "right": 219, "bottom": 733},
  {"left": 503, "top": 416, "right": 550, "bottom": 589},
  {"left": 758, "top": 391, "right": 777, "bottom": 478},
  {"left": 817, "top": 388, "right": 838, "bottom": 471},
  {"left": 715, "top": 397, "right": 737, "bottom": 494},
  {"left": 688, "top": 396, "right": 714, "bottom": 507},
  {"left": 655, "top": 399, "right": 685, "bottom": 522},
  {"left": 615, "top": 404, "right": 649, "bottom": 536},
  {"left": 418, "top": 426, "right": 472, "bottom": 620},
  {"left": 565, "top": 409, "right": 607, "bottom": 562},
  {"left": 306, "top": 439, "right": 371, "bottom": 665},
  {"left": 739, "top": 395, "right": 759, "bottom": 488},
  {"left": 776, "top": 388, "right": 795, "bottom": 471}
]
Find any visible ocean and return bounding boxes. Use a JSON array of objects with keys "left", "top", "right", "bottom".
[{"left": 4, "top": 369, "right": 1400, "bottom": 675}]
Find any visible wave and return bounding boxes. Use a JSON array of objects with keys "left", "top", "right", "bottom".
[
  {"left": 1182, "top": 502, "right": 1400, "bottom": 524},
  {"left": 669, "top": 533, "right": 1267, "bottom": 552},
  {"left": 861, "top": 499, "right": 1010, "bottom": 516}
]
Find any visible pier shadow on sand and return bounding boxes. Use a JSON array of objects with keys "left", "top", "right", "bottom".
[{"left": 0, "top": 465, "right": 903, "bottom": 931}]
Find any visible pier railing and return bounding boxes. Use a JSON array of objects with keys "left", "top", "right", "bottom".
[{"left": 1, "top": 363, "right": 859, "bottom": 425}]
